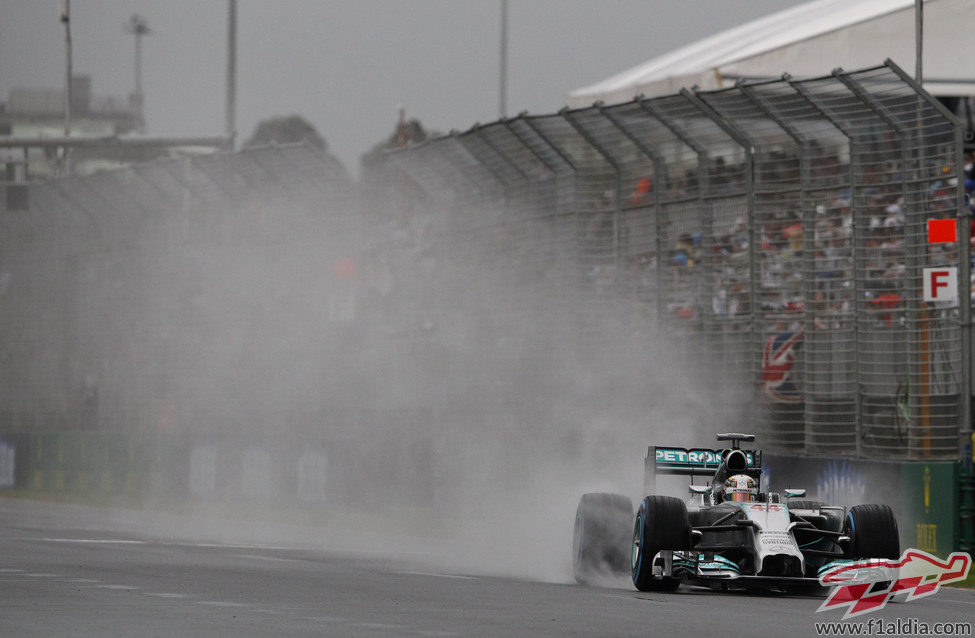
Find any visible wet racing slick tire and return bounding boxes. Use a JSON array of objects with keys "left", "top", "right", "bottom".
[
  {"left": 844, "top": 504, "right": 899, "bottom": 560},
  {"left": 631, "top": 495, "right": 689, "bottom": 592},
  {"left": 572, "top": 493, "right": 633, "bottom": 584}
]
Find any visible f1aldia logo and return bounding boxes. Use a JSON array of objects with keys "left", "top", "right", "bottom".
[{"left": 817, "top": 549, "right": 972, "bottom": 619}]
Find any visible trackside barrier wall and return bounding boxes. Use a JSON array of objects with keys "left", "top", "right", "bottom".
[
  {"left": 24, "top": 431, "right": 187, "bottom": 499},
  {"left": 900, "top": 461, "right": 959, "bottom": 556},
  {"left": 1, "top": 431, "right": 963, "bottom": 553},
  {"left": 0, "top": 434, "right": 26, "bottom": 489},
  {"left": 371, "top": 60, "right": 972, "bottom": 462},
  {"left": 961, "top": 466, "right": 975, "bottom": 553},
  {"left": 0, "top": 431, "right": 441, "bottom": 511}
]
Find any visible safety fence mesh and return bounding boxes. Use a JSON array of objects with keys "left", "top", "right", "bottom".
[{"left": 367, "top": 61, "right": 970, "bottom": 460}]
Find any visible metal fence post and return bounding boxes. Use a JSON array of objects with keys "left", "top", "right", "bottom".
[
  {"left": 502, "top": 118, "right": 560, "bottom": 177},
  {"left": 637, "top": 98, "right": 710, "bottom": 339},
  {"left": 453, "top": 131, "right": 517, "bottom": 214},
  {"left": 471, "top": 125, "right": 530, "bottom": 183},
  {"left": 518, "top": 116, "right": 576, "bottom": 173},
  {"left": 789, "top": 78, "right": 861, "bottom": 455},
  {"left": 440, "top": 135, "right": 504, "bottom": 197},
  {"left": 600, "top": 106, "right": 668, "bottom": 327},
  {"left": 837, "top": 70, "right": 929, "bottom": 458},
  {"left": 517, "top": 116, "right": 578, "bottom": 221},
  {"left": 500, "top": 117, "right": 566, "bottom": 243},
  {"left": 679, "top": 87, "right": 758, "bottom": 400},
  {"left": 560, "top": 108, "right": 623, "bottom": 277},
  {"left": 738, "top": 80, "right": 821, "bottom": 453}
]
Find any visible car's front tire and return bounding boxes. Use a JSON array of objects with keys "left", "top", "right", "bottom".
[
  {"left": 631, "top": 495, "right": 689, "bottom": 592},
  {"left": 845, "top": 504, "right": 899, "bottom": 560}
]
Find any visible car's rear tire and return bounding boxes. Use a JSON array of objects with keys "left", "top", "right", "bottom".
[
  {"left": 573, "top": 493, "right": 633, "bottom": 584},
  {"left": 631, "top": 495, "right": 689, "bottom": 592},
  {"left": 844, "top": 504, "right": 899, "bottom": 560}
]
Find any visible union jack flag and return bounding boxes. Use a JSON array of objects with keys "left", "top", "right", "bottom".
[{"left": 761, "top": 329, "right": 803, "bottom": 403}]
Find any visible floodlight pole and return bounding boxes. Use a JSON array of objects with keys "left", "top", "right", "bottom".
[
  {"left": 124, "top": 15, "right": 151, "bottom": 133},
  {"left": 915, "top": 0, "right": 923, "bottom": 84},
  {"left": 61, "top": 0, "right": 71, "bottom": 137},
  {"left": 499, "top": 0, "right": 508, "bottom": 118},
  {"left": 225, "top": 0, "right": 237, "bottom": 148},
  {"left": 135, "top": 24, "right": 143, "bottom": 103},
  {"left": 59, "top": 0, "right": 72, "bottom": 174}
]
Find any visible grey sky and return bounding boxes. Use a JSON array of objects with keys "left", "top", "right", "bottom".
[{"left": 1, "top": 1, "right": 798, "bottom": 173}]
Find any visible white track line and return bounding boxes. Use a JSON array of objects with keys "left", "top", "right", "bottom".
[
  {"left": 39, "top": 538, "right": 146, "bottom": 544},
  {"left": 232, "top": 553, "right": 301, "bottom": 563},
  {"left": 398, "top": 571, "right": 475, "bottom": 580}
]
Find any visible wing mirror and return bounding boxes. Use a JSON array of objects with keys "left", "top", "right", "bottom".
[
  {"left": 784, "top": 488, "right": 807, "bottom": 499},
  {"left": 689, "top": 485, "right": 711, "bottom": 504}
]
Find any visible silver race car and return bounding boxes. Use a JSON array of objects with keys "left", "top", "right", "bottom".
[{"left": 572, "top": 433, "right": 900, "bottom": 592}]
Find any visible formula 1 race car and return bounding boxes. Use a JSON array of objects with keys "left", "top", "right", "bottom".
[{"left": 572, "top": 433, "right": 900, "bottom": 592}]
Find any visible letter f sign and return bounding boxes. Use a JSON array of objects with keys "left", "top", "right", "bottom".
[{"left": 923, "top": 267, "right": 958, "bottom": 302}]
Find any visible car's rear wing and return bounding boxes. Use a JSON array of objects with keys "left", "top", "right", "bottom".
[{"left": 643, "top": 446, "right": 762, "bottom": 495}]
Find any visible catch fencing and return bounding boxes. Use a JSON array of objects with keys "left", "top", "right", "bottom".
[{"left": 368, "top": 60, "right": 972, "bottom": 461}]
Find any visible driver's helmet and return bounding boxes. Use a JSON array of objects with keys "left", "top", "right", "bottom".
[{"left": 724, "top": 474, "right": 758, "bottom": 503}]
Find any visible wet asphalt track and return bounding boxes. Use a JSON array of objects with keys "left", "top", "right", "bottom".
[{"left": 1, "top": 498, "right": 973, "bottom": 637}]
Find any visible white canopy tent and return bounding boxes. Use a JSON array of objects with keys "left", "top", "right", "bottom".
[{"left": 567, "top": 0, "right": 974, "bottom": 108}]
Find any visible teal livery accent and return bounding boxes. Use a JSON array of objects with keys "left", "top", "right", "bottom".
[
  {"left": 654, "top": 447, "right": 756, "bottom": 468},
  {"left": 818, "top": 559, "right": 854, "bottom": 575},
  {"left": 688, "top": 554, "right": 741, "bottom": 573},
  {"left": 673, "top": 553, "right": 741, "bottom": 573}
]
